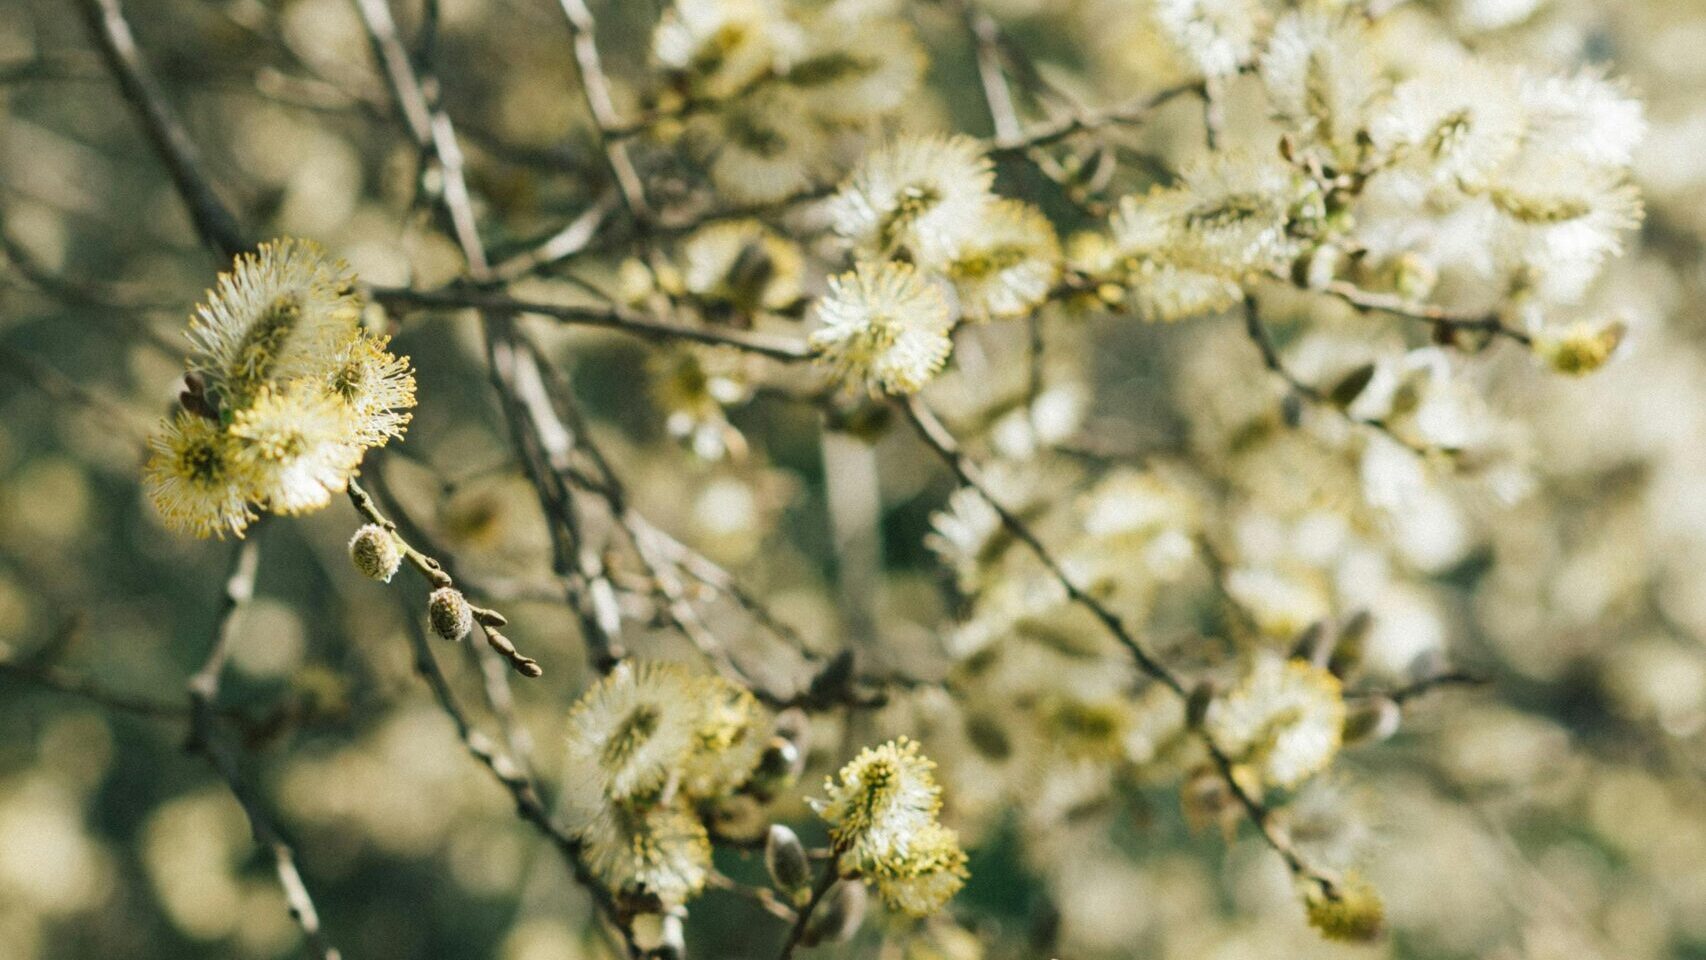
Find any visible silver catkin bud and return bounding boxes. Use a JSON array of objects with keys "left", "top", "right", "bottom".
[
  {"left": 801, "top": 880, "right": 866, "bottom": 947},
  {"left": 748, "top": 736, "right": 802, "bottom": 798},
  {"left": 1342, "top": 696, "right": 1402, "bottom": 746},
  {"left": 765, "top": 825, "right": 811, "bottom": 900},
  {"left": 348, "top": 524, "right": 402, "bottom": 582},
  {"left": 428, "top": 586, "right": 473, "bottom": 641}
]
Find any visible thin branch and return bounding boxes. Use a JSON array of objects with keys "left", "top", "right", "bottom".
[
  {"left": 74, "top": 0, "right": 248, "bottom": 258},
  {"left": 493, "top": 190, "right": 621, "bottom": 282},
  {"left": 555, "top": 0, "right": 652, "bottom": 222},
  {"left": 393, "top": 599, "right": 644, "bottom": 958},
  {"left": 957, "top": 0, "right": 1023, "bottom": 143},
  {"left": 1349, "top": 670, "right": 1489, "bottom": 705},
  {"left": 349, "top": 0, "right": 633, "bottom": 683},
  {"left": 0, "top": 344, "right": 153, "bottom": 437},
  {"left": 0, "top": 659, "right": 189, "bottom": 720},
  {"left": 707, "top": 872, "right": 797, "bottom": 922},
  {"left": 1313, "top": 279, "right": 1534, "bottom": 347},
  {"left": 899, "top": 395, "right": 1344, "bottom": 895},
  {"left": 350, "top": 0, "right": 489, "bottom": 273},
  {"left": 372, "top": 285, "right": 814, "bottom": 362},
  {"left": 776, "top": 861, "right": 842, "bottom": 960},
  {"left": 1240, "top": 296, "right": 1431, "bottom": 456},
  {"left": 514, "top": 333, "right": 811, "bottom": 703},
  {"left": 182, "top": 539, "right": 343, "bottom": 960},
  {"left": 900, "top": 396, "right": 1187, "bottom": 695},
  {"left": 988, "top": 80, "right": 1203, "bottom": 155}
]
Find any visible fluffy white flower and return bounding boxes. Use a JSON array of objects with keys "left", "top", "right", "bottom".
[
  {"left": 321, "top": 330, "right": 416, "bottom": 448},
  {"left": 653, "top": 0, "right": 797, "bottom": 99},
  {"left": 1150, "top": 0, "right": 1266, "bottom": 80},
  {"left": 680, "top": 219, "right": 804, "bottom": 314},
  {"left": 1125, "top": 152, "right": 1308, "bottom": 278},
  {"left": 187, "top": 238, "right": 362, "bottom": 409},
  {"left": 679, "top": 678, "right": 771, "bottom": 799},
  {"left": 562, "top": 661, "right": 705, "bottom": 828},
  {"left": 227, "top": 385, "right": 362, "bottom": 516},
  {"left": 868, "top": 822, "right": 967, "bottom": 917},
  {"left": 815, "top": 738, "right": 944, "bottom": 873},
  {"left": 695, "top": 87, "right": 831, "bottom": 204},
  {"left": 1374, "top": 65, "right": 1527, "bottom": 189},
  {"left": 944, "top": 200, "right": 1062, "bottom": 320},
  {"left": 810, "top": 260, "right": 954, "bottom": 395},
  {"left": 579, "top": 798, "right": 712, "bottom": 908},
  {"left": 829, "top": 134, "right": 994, "bottom": 259},
  {"left": 1225, "top": 567, "right": 1332, "bottom": 641},
  {"left": 1519, "top": 69, "right": 1645, "bottom": 169},
  {"left": 1485, "top": 154, "right": 1643, "bottom": 301},
  {"left": 143, "top": 412, "right": 258, "bottom": 539},
  {"left": 1260, "top": 11, "right": 1381, "bottom": 161},
  {"left": 1205, "top": 653, "right": 1345, "bottom": 788},
  {"left": 784, "top": 14, "right": 926, "bottom": 122}
]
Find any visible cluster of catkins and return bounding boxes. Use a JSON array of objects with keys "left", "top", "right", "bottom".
[
  {"left": 811, "top": 136, "right": 1065, "bottom": 394},
  {"left": 143, "top": 240, "right": 416, "bottom": 538},
  {"left": 797, "top": 8, "right": 1641, "bottom": 399},
  {"left": 649, "top": 0, "right": 927, "bottom": 203},
  {"left": 812, "top": 737, "right": 969, "bottom": 917},
  {"left": 556, "top": 659, "right": 966, "bottom": 926},
  {"left": 559, "top": 661, "right": 778, "bottom": 910}
]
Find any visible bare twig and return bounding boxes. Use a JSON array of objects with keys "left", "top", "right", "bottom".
[
  {"left": 0, "top": 344, "right": 152, "bottom": 437},
  {"left": 1313, "top": 279, "right": 1534, "bottom": 347},
  {"left": 393, "top": 601, "right": 643, "bottom": 958},
  {"left": 350, "top": 0, "right": 489, "bottom": 273},
  {"left": 958, "top": 0, "right": 1023, "bottom": 142},
  {"left": 346, "top": 477, "right": 542, "bottom": 677},
  {"left": 0, "top": 660, "right": 189, "bottom": 720},
  {"left": 988, "top": 80, "right": 1203, "bottom": 155},
  {"left": 1349, "top": 670, "right": 1489, "bottom": 705},
  {"left": 899, "top": 395, "right": 1344, "bottom": 895},
  {"left": 371, "top": 285, "right": 814, "bottom": 362},
  {"left": 75, "top": 0, "right": 248, "bottom": 258},
  {"left": 349, "top": 0, "right": 632, "bottom": 681},
  {"left": 75, "top": 2, "right": 340, "bottom": 949},
  {"left": 1239, "top": 296, "right": 1430, "bottom": 455},
  {"left": 555, "top": 0, "right": 652, "bottom": 222},
  {"left": 493, "top": 190, "right": 621, "bottom": 282},
  {"left": 182, "top": 539, "right": 343, "bottom": 960},
  {"left": 776, "top": 860, "right": 842, "bottom": 960}
]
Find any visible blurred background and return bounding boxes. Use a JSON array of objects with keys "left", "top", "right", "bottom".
[{"left": 4, "top": 0, "right": 1706, "bottom": 959}]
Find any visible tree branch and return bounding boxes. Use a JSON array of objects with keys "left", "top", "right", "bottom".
[
  {"left": 74, "top": 0, "right": 249, "bottom": 258},
  {"left": 371, "top": 285, "right": 814, "bottom": 362}
]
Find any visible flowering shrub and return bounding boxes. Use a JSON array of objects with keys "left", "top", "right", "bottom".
[{"left": 2, "top": 0, "right": 1702, "bottom": 958}]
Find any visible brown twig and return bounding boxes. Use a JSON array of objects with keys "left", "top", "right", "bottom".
[
  {"left": 899, "top": 395, "right": 1343, "bottom": 895},
  {"left": 372, "top": 285, "right": 814, "bottom": 362},
  {"left": 555, "top": 0, "right": 652, "bottom": 223},
  {"left": 1314, "top": 279, "right": 1534, "bottom": 347},
  {"left": 74, "top": 0, "right": 249, "bottom": 259},
  {"left": 1239, "top": 296, "right": 1431, "bottom": 456},
  {"left": 181, "top": 539, "right": 343, "bottom": 960},
  {"left": 346, "top": 477, "right": 541, "bottom": 677},
  {"left": 75, "top": 1, "right": 340, "bottom": 950}
]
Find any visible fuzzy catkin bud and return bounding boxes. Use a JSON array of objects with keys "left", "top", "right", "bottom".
[
  {"left": 428, "top": 587, "right": 473, "bottom": 641},
  {"left": 1537, "top": 320, "right": 1626, "bottom": 376},
  {"left": 765, "top": 825, "right": 812, "bottom": 900},
  {"left": 1343, "top": 696, "right": 1402, "bottom": 745},
  {"left": 1304, "top": 876, "right": 1385, "bottom": 942},
  {"left": 347, "top": 524, "right": 402, "bottom": 582},
  {"left": 801, "top": 880, "right": 866, "bottom": 947}
]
